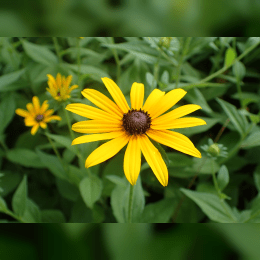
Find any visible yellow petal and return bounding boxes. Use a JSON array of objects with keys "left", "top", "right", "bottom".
[
  {"left": 46, "top": 87, "right": 57, "bottom": 98},
  {"left": 101, "top": 77, "right": 130, "bottom": 113},
  {"left": 68, "top": 84, "right": 78, "bottom": 93},
  {"left": 26, "top": 103, "right": 36, "bottom": 117},
  {"left": 47, "top": 74, "right": 57, "bottom": 90},
  {"left": 31, "top": 124, "right": 39, "bottom": 135},
  {"left": 139, "top": 135, "right": 168, "bottom": 187},
  {"left": 40, "top": 100, "right": 49, "bottom": 114},
  {"left": 123, "top": 135, "right": 141, "bottom": 185},
  {"left": 66, "top": 103, "right": 120, "bottom": 121},
  {"left": 72, "top": 120, "right": 123, "bottom": 133},
  {"left": 56, "top": 73, "right": 62, "bottom": 88},
  {"left": 130, "top": 82, "right": 144, "bottom": 110},
  {"left": 153, "top": 104, "right": 202, "bottom": 125},
  {"left": 142, "top": 89, "right": 165, "bottom": 112},
  {"left": 44, "top": 115, "right": 62, "bottom": 122},
  {"left": 82, "top": 89, "right": 123, "bottom": 119},
  {"left": 85, "top": 133, "right": 130, "bottom": 168},
  {"left": 24, "top": 117, "right": 35, "bottom": 126},
  {"left": 72, "top": 131, "right": 124, "bottom": 145},
  {"left": 152, "top": 117, "right": 207, "bottom": 130},
  {"left": 15, "top": 108, "right": 30, "bottom": 117},
  {"left": 65, "top": 75, "right": 72, "bottom": 89},
  {"left": 32, "top": 96, "right": 41, "bottom": 114},
  {"left": 148, "top": 89, "right": 187, "bottom": 119},
  {"left": 44, "top": 109, "right": 54, "bottom": 117},
  {"left": 40, "top": 122, "right": 47, "bottom": 129},
  {"left": 147, "top": 129, "right": 201, "bottom": 158}
]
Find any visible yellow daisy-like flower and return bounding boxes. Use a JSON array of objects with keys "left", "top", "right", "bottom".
[
  {"left": 46, "top": 73, "right": 78, "bottom": 102},
  {"left": 66, "top": 78, "right": 206, "bottom": 186},
  {"left": 16, "top": 96, "right": 62, "bottom": 135}
]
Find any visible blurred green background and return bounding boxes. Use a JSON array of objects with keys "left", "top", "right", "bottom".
[
  {"left": 1, "top": 0, "right": 260, "bottom": 36},
  {"left": 1, "top": 224, "right": 260, "bottom": 260}
]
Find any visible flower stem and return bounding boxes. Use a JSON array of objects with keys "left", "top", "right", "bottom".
[
  {"left": 76, "top": 38, "right": 81, "bottom": 90},
  {"left": 45, "top": 131, "right": 63, "bottom": 163},
  {"left": 110, "top": 37, "right": 121, "bottom": 83},
  {"left": 52, "top": 37, "right": 62, "bottom": 63},
  {"left": 127, "top": 184, "right": 134, "bottom": 223}
]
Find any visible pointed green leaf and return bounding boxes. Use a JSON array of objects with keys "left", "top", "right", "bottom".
[
  {"left": 224, "top": 48, "right": 237, "bottom": 67},
  {"left": 79, "top": 175, "right": 103, "bottom": 209},
  {"left": 12, "top": 175, "right": 27, "bottom": 217},
  {"left": 217, "top": 165, "right": 229, "bottom": 191},
  {"left": 0, "top": 69, "right": 25, "bottom": 92},
  {"left": 181, "top": 188, "right": 238, "bottom": 223},
  {"left": 0, "top": 197, "right": 8, "bottom": 212}
]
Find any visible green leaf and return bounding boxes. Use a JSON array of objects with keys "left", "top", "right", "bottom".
[
  {"left": 6, "top": 148, "right": 45, "bottom": 168},
  {"left": 181, "top": 188, "right": 238, "bottom": 223},
  {"left": 56, "top": 178, "right": 80, "bottom": 201},
  {"left": 45, "top": 133, "right": 77, "bottom": 154},
  {"left": 217, "top": 165, "right": 229, "bottom": 191},
  {"left": 0, "top": 197, "right": 8, "bottom": 212},
  {"left": 216, "top": 98, "right": 248, "bottom": 137},
  {"left": 0, "top": 69, "right": 25, "bottom": 92},
  {"left": 241, "top": 130, "right": 260, "bottom": 149},
  {"left": 22, "top": 40, "right": 58, "bottom": 66},
  {"left": 224, "top": 48, "right": 237, "bottom": 68},
  {"left": 41, "top": 210, "right": 66, "bottom": 223},
  {"left": 232, "top": 61, "right": 246, "bottom": 80},
  {"left": 12, "top": 175, "right": 27, "bottom": 217},
  {"left": 0, "top": 93, "right": 16, "bottom": 133},
  {"left": 0, "top": 171, "right": 22, "bottom": 197},
  {"left": 36, "top": 149, "right": 67, "bottom": 180},
  {"left": 79, "top": 175, "right": 103, "bottom": 209},
  {"left": 140, "top": 198, "right": 176, "bottom": 223},
  {"left": 22, "top": 199, "right": 41, "bottom": 223}
]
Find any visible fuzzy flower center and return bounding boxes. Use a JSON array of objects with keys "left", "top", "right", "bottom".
[
  {"left": 35, "top": 114, "right": 44, "bottom": 122},
  {"left": 123, "top": 109, "right": 151, "bottom": 135}
]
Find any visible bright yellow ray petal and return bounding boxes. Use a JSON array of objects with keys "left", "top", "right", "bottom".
[
  {"left": 148, "top": 89, "right": 187, "bottom": 119},
  {"left": 15, "top": 108, "right": 30, "bottom": 118},
  {"left": 82, "top": 89, "right": 123, "bottom": 119},
  {"left": 72, "top": 131, "right": 124, "bottom": 145},
  {"left": 152, "top": 117, "right": 207, "bottom": 130},
  {"left": 101, "top": 77, "right": 130, "bottom": 113},
  {"left": 142, "top": 89, "right": 165, "bottom": 112},
  {"left": 32, "top": 96, "right": 41, "bottom": 114},
  {"left": 44, "top": 115, "right": 62, "bottom": 122},
  {"left": 56, "top": 73, "right": 62, "bottom": 88},
  {"left": 147, "top": 129, "right": 201, "bottom": 158},
  {"left": 40, "top": 100, "right": 49, "bottom": 114},
  {"left": 43, "top": 109, "right": 54, "bottom": 117},
  {"left": 130, "top": 82, "right": 144, "bottom": 110},
  {"left": 47, "top": 74, "right": 57, "bottom": 90},
  {"left": 66, "top": 103, "right": 120, "bottom": 121},
  {"left": 26, "top": 103, "right": 36, "bottom": 117},
  {"left": 123, "top": 135, "right": 141, "bottom": 185},
  {"left": 85, "top": 133, "right": 130, "bottom": 168},
  {"left": 31, "top": 124, "right": 39, "bottom": 135},
  {"left": 65, "top": 75, "right": 72, "bottom": 90},
  {"left": 40, "top": 122, "right": 47, "bottom": 129},
  {"left": 24, "top": 117, "right": 35, "bottom": 126},
  {"left": 72, "top": 120, "right": 123, "bottom": 133},
  {"left": 68, "top": 85, "right": 78, "bottom": 93},
  {"left": 139, "top": 135, "right": 168, "bottom": 187},
  {"left": 153, "top": 104, "right": 202, "bottom": 125}
]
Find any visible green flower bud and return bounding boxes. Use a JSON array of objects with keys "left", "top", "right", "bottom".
[{"left": 207, "top": 143, "right": 220, "bottom": 157}]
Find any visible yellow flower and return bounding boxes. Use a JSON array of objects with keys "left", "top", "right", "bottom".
[
  {"left": 16, "top": 96, "right": 62, "bottom": 135},
  {"left": 46, "top": 73, "right": 78, "bottom": 102},
  {"left": 66, "top": 78, "right": 206, "bottom": 186}
]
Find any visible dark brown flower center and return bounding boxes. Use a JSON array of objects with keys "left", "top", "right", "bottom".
[
  {"left": 123, "top": 109, "right": 151, "bottom": 135},
  {"left": 35, "top": 114, "right": 44, "bottom": 122},
  {"left": 57, "top": 91, "right": 61, "bottom": 96}
]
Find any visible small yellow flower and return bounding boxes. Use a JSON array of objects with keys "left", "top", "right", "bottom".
[
  {"left": 46, "top": 73, "right": 78, "bottom": 102},
  {"left": 66, "top": 78, "right": 206, "bottom": 186},
  {"left": 16, "top": 96, "right": 62, "bottom": 135}
]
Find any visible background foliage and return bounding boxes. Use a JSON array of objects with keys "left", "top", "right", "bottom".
[
  {"left": 1, "top": 0, "right": 260, "bottom": 36},
  {"left": 1, "top": 37, "right": 260, "bottom": 223}
]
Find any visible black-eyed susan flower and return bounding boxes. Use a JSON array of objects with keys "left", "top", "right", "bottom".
[
  {"left": 16, "top": 96, "right": 62, "bottom": 135},
  {"left": 46, "top": 73, "right": 78, "bottom": 102},
  {"left": 66, "top": 78, "right": 206, "bottom": 186}
]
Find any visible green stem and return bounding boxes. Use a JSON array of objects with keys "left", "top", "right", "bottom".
[
  {"left": 236, "top": 79, "right": 243, "bottom": 108},
  {"left": 4, "top": 209, "right": 26, "bottom": 223},
  {"left": 211, "top": 158, "right": 220, "bottom": 193},
  {"left": 110, "top": 37, "right": 121, "bottom": 83},
  {"left": 127, "top": 184, "right": 134, "bottom": 223},
  {"left": 45, "top": 132, "right": 63, "bottom": 163},
  {"left": 195, "top": 40, "right": 260, "bottom": 85},
  {"left": 52, "top": 37, "right": 62, "bottom": 63},
  {"left": 76, "top": 38, "right": 81, "bottom": 90}
]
